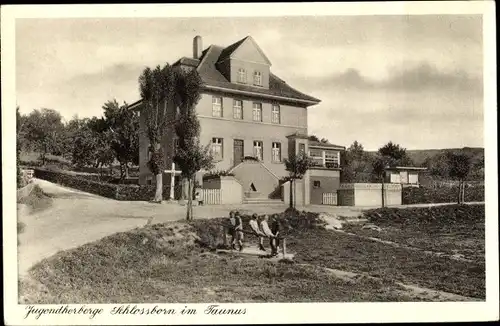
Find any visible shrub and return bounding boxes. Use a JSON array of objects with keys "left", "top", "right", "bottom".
[
  {"left": 202, "top": 170, "right": 235, "bottom": 180},
  {"left": 402, "top": 185, "right": 484, "bottom": 204},
  {"left": 33, "top": 168, "right": 170, "bottom": 201}
]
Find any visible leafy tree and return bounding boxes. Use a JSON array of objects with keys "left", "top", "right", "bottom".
[
  {"left": 378, "top": 141, "right": 413, "bottom": 165},
  {"left": 71, "top": 118, "right": 101, "bottom": 168},
  {"left": 308, "top": 135, "right": 320, "bottom": 142},
  {"left": 173, "top": 68, "right": 213, "bottom": 220},
  {"left": 446, "top": 152, "right": 471, "bottom": 204},
  {"left": 284, "top": 151, "right": 313, "bottom": 209},
  {"left": 101, "top": 99, "right": 139, "bottom": 180},
  {"left": 23, "top": 108, "right": 65, "bottom": 165},
  {"left": 69, "top": 117, "right": 114, "bottom": 172},
  {"left": 139, "top": 64, "right": 173, "bottom": 202},
  {"left": 342, "top": 140, "right": 372, "bottom": 182},
  {"left": 139, "top": 63, "right": 210, "bottom": 206},
  {"left": 308, "top": 135, "right": 330, "bottom": 144},
  {"left": 174, "top": 109, "right": 214, "bottom": 220}
]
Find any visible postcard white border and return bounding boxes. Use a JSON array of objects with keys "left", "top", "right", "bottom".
[{"left": 2, "top": 2, "right": 498, "bottom": 325}]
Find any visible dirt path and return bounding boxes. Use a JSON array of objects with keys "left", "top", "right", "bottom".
[
  {"left": 331, "top": 229, "right": 475, "bottom": 263},
  {"left": 17, "top": 179, "right": 368, "bottom": 276},
  {"left": 294, "top": 263, "right": 480, "bottom": 302}
]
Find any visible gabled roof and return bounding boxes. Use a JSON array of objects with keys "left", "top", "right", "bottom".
[
  {"left": 131, "top": 36, "right": 320, "bottom": 109},
  {"left": 217, "top": 36, "right": 272, "bottom": 66},
  {"left": 196, "top": 43, "right": 319, "bottom": 104},
  {"left": 217, "top": 36, "right": 249, "bottom": 63}
]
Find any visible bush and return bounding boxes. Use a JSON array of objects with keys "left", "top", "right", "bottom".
[
  {"left": 33, "top": 168, "right": 170, "bottom": 201},
  {"left": 364, "top": 204, "right": 485, "bottom": 228},
  {"left": 202, "top": 170, "right": 235, "bottom": 181},
  {"left": 402, "top": 185, "right": 484, "bottom": 204}
]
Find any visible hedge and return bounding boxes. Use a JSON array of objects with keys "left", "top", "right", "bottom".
[
  {"left": 34, "top": 168, "right": 170, "bottom": 201},
  {"left": 402, "top": 185, "right": 485, "bottom": 204}
]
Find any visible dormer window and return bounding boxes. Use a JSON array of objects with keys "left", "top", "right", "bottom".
[
  {"left": 253, "top": 71, "right": 262, "bottom": 86},
  {"left": 237, "top": 68, "right": 247, "bottom": 84}
]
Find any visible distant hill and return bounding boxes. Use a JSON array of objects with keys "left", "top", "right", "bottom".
[
  {"left": 406, "top": 147, "right": 484, "bottom": 167},
  {"left": 366, "top": 147, "right": 484, "bottom": 167}
]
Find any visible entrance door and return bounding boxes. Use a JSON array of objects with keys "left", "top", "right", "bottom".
[{"left": 233, "top": 139, "right": 244, "bottom": 166}]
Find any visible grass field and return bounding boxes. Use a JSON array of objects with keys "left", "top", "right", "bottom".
[
  {"left": 19, "top": 204, "right": 485, "bottom": 303},
  {"left": 342, "top": 205, "right": 485, "bottom": 263},
  {"left": 20, "top": 222, "right": 415, "bottom": 303}
]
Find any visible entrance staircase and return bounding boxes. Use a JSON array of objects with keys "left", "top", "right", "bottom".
[{"left": 243, "top": 197, "right": 284, "bottom": 205}]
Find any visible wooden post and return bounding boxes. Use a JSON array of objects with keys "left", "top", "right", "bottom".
[
  {"left": 169, "top": 163, "right": 176, "bottom": 200},
  {"left": 282, "top": 238, "right": 287, "bottom": 258}
]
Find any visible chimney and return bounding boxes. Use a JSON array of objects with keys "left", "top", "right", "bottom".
[{"left": 193, "top": 35, "right": 202, "bottom": 59}]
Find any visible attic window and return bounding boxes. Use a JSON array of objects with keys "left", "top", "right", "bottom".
[
  {"left": 253, "top": 71, "right": 262, "bottom": 86},
  {"left": 237, "top": 68, "right": 247, "bottom": 84}
]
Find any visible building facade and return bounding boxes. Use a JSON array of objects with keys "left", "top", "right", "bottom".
[{"left": 130, "top": 35, "right": 345, "bottom": 204}]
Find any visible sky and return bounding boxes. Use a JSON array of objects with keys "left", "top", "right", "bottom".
[{"left": 15, "top": 15, "right": 484, "bottom": 150}]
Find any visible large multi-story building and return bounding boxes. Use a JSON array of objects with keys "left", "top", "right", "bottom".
[{"left": 130, "top": 35, "right": 345, "bottom": 205}]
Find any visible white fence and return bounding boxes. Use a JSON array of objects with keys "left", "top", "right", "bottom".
[
  {"left": 202, "top": 189, "right": 221, "bottom": 205},
  {"left": 322, "top": 192, "right": 338, "bottom": 206}
]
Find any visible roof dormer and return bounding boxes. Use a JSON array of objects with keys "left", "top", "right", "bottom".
[{"left": 216, "top": 36, "right": 272, "bottom": 89}]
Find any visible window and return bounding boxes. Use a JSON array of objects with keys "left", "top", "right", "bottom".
[
  {"left": 313, "top": 180, "right": 321, "bottom": 188},
  {"left": 253, "top": 141, "right": 263, "bottom": 161},
  {"left": 211, "top": 138, "right": 223, "bottom": 161},
  {"left": 271, "top": 104, "right": 280, "bottom": 124},
  {"left": 325, "top": 150, "right": 340, "bottom": 168},
  {"left": 212, "top": 96, "right": 223, "bottom": 117},
  {"left": 253, "top": 71, "right": 262, "bottom": 86},
  {"left": 252, "top": 103, "right": 262, "bottom": 122},
  {"left": 233, "top": 100, "right": 243, "bottom": 120},
  {"left": 272, "top": 142, "right": 281, "bottom": 162},
  {"left": 309, "top": 148, "right": 323, "bottom": 167},
  {"left": 237, "top": 68, "right": 247, "bottom": 84}
]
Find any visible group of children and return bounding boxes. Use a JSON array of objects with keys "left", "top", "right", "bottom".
[{"left": 227, "top": 211, "right": 282, "bottom": 257}]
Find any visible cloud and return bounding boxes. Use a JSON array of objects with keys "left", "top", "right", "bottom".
[{"left": 309, "top": 62, "right": 483, "bottom": 95}]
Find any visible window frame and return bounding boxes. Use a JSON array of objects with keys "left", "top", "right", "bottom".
[
  {"left": 233, "top": 99, "right": 243, "bottom": 120},
  {"left": 212, "top": 96, "right": 223, "bottom": 117},
  {"left": 253, "top": 71, "right": 262, "bottom": 86},
  {"left": 271, "top": 104, "right": 281, "bottom": 124},
  {"left": 253, "top": 140, "right": 263, "bottom": 161},
  {"left": 237, "top": 68, "right": 247, "bottom": 84},
  {"left": 211, "top": 137, "right": 224, "bottom": 161},
  {"left": 252, "top": 102, "right": 262, "bottom": 122},
  {"left": 272, "top": 142, "right": 281, "bottom": 163}
]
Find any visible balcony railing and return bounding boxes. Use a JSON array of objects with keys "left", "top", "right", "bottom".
[{"left": 309, "top": 148, "right": 341, "bottom": 170}]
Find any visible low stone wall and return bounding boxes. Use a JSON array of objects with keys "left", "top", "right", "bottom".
[
  {"left": 202, "top": 176, "right": 243, "bottom": 204},
  {"left": 338, "top": 183, "right": 402, "bottom": 207},
  {"left": 282, "top": 179, "right": 305, "bottom": 206}
]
